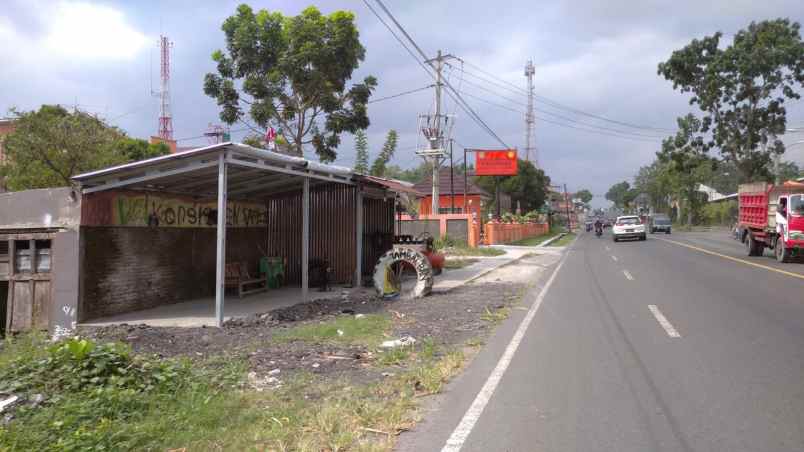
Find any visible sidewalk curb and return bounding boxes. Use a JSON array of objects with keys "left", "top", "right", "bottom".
[
  {"left": 434, "top": 253, "right": 534, "bottom": 294},
  {"left": 537, "top": 232, "right": 566, "bottom": 247}
]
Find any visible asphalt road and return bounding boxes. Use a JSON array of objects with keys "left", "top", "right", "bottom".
[{"left": 397, "top": 229, "right": 804, "bottom": 452}]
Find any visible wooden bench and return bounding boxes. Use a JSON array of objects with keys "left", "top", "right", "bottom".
[{"left": 225, "top": 262, "right": 266, "bottom": 298}]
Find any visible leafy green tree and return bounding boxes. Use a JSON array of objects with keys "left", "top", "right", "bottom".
[
  {"left": 574, "top": 189, "right": 593, "bottom": 204},
  {"left": 658, "top": 19, "right": 804, "bottom": 181},
  {"left": 475, "top": 159, "right": 550, "bottom": 213},
  {"left": 775, "top": 160, "right": 801, "bottom": 182},
  {"left": 113, "top": 138, "right": 171, "bottom": 162},
  {"left": 658, "top": 114, "right": 716, "bottom": 226},
  {"left": 353, "top": 129, "right": 369, "bottom": 174},
  {"left": 0, "top": 105, "right": 132, "bottom": 190},
  {"left": 203, "top": 4, "right": 377, "bottom": 162},
  {"left": 634, "top": 161, "right": 676, "bottom": 212},
  {"left": 384, "top": 161, "right": 432, "bottom": 183},
  {"left": 605, "top": 181, "right": 632, "bottom": 208},
  {"left": 369, "top": 130, "right": 397, "bottom": 177}
]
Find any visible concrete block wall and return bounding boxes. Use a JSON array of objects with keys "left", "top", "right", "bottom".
[{"left": 79, "top": 227, "right": 266, "bottom": 321}]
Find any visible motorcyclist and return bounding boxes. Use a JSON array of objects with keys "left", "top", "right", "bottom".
[{"left": 594, "top": 219, "right": 603, "bottom": 235}]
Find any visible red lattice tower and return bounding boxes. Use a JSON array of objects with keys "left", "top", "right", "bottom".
[{"left": 157, "top": 35, "right": 173, "bottom": 140}]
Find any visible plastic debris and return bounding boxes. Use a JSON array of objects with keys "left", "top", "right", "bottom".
[
  {"left": 380, "top": 336, "right": 416, "bottom": 348},
  {"left": 0, "top": 396, "right": 19, "bottom": 413}
]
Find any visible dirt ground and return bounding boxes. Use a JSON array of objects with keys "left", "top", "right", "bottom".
[{"left": 80, "top": 253, "right": 555, "bottom": 387}]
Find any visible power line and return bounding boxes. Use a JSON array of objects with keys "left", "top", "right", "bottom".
[
  {"left": 459, "top": 91, "right": 661, "bottom": 143},
  {"left": 369, "top": 85, "right": 434, "bottom": 104},
  {"left": 461, "top": 58, "right": 676, "bottom": 133},
  {"left": 370, "top": 0, "right": 509, "bottom": 149}
]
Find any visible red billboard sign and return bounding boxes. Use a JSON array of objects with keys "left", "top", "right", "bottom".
[{"left": 475, "top": 149, "right": 518, "bottom": 176}]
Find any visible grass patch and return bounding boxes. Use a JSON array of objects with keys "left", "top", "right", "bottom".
[
  {"left": 465, "top": 337, "right": 485, "bottom": 348},
  {"left": 509, "top": 229, "right": 564, "bottom": 246},
  {"left": 443, "top": 258, "right": 479, "bottom": 269},
  {"left": 0, "top": 333, "right": 468, "bottom": 452},
  {"left": 548, "top": 232, "right": 576, "bottom": 247},
  {"left": 274, "top": 314, "right": 391, "bottom": 347},
  {"left": 444, "top": 246, "right": 506, "bottom": 257},
  {"left": 480, "top": 306, "right": 511, "bottom": 323}
]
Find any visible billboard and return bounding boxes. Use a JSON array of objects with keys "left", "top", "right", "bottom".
[{"left": 475, "top": 149, "right": 518, "bottom": 176}]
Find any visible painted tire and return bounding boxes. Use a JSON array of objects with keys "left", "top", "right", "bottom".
[{"left": 373, "top": 248, "right": 433, "bottom": 299}]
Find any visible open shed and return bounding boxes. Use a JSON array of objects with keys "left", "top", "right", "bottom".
[{"left": 70, "top": 142, "right": 401, "bottom": 328}]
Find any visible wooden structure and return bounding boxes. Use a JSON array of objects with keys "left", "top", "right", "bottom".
[{"left": 225, "top": 262, "right": 266, "bottom": 298}]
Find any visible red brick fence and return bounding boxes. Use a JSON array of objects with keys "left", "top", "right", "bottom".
[{"left": 485, "top": 222, "right": 549, "bottom": 245}]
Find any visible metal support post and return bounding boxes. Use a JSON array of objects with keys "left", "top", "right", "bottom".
[
  {"left": 214, "top": 153, "right": 227, "bottom": 327},
  {"left": 301, "top": 178, "right": 310, "bottom": 302},
  {"left": 355, "top": 189, "right": 363, "bottom": 288}
]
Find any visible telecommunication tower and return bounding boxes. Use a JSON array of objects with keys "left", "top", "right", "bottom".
[
  {"left": 524, "top": 60, "right": 536, "bottom": 165},
  {"left": 157, "top": 35, "right": 174, "bottom": 140}
]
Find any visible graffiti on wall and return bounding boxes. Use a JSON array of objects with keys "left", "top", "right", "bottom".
[{"left": 111, "top": 193, "right": 268, "bottom": 228}]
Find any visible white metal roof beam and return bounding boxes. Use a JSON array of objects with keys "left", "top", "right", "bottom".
[
  {"left": 228, "top": 177, "right": 302, "bottom": 196},
  {"left": 82, "top": 160, "right": 219, "bottom": 194},
  {"left": 225, "top": 157, "right": 354, "bottom": 186}
]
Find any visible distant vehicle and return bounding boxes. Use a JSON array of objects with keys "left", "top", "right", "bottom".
[
  {"left": 586, "top": 220, "right": 593, "bottom": 232},
  {"left": 612, "top": 215, "right": 646, "bottom": 242},
  {"left": 738, "top": 181, "right": 804, "bottom": 263},
  {"left": 649, "top": 215, "right": 672, "bottom": 234}
]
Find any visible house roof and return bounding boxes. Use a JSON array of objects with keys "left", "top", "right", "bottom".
[{"left": 413, "top": 166, "right": 490, "bottom": 197}]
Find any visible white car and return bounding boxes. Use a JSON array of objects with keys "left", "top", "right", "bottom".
[{"left": 612, "top": 215, "right": 646, "bottom": 242}]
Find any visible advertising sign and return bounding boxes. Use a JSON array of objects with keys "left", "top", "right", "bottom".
[{"left": 475, "top": 149, "right": 518, "bottom": 176}]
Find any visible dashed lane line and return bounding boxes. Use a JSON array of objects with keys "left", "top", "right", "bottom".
[
  {"left": 623, "top": 269, "right": 634, "bottom": 280},
  {"left": 611, "top": 255, "right": 618, "bottom": 262},
  {"left": 649, "top": 304, "right": 682, "bottom": 338}
]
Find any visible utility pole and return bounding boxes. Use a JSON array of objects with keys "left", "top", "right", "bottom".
[
  {"left": 419, "top": 50, "right": 459, "bottom": 215},
  {"left": 564, "top": 183, "right": 572, "bottom": 231},
  {"left": 524, "top": 60, "right": 536, "bottom": 165},
  {"left": 449, "top": 139, "right": 455, "bottom": 213}
]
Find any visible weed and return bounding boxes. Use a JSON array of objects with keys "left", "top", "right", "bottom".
[
  {"left": 480, "top": 306, "right": 510, "bottom": 323},
  {"left": 378, "top": 346, "right": 412, "bottom": 366},
  {"left": 443, "top": 258, "right": 479, "bottom": 269},
  {"left": 446, "top": 246, "right": 506, "bottom": 257},
  {"left": 465, "top": 337, "right": 485, "bottom": 348},
  {"left": 274, "top": 314, "right": 391, "bottom": 347},
  {"left": 549, "top": 232, "right": 576, "bottom": 247}
]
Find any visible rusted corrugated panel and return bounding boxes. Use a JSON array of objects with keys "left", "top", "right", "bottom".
[
  {"left": 265, "top": 184, "right": 359, "bottom": 286},
  {"left": 362, "top": 197, "right": 394, "bottom": 275}
]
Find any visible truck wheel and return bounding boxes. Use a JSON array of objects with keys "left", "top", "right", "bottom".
[
  {"left": 775, "top": 242, "right": 791, "bottom": 263},
  {"left": 746, "top": 234, "right": 758, "bottom": 256}
]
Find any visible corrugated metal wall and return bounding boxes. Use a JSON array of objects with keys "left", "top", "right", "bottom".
[
  {"left": 266, "top": 184, "right": 364, "bottom": 285},
  {"left": 362, "top": 197, "right": 395, "bottom": 277},
  {"left": 265, "top": 185, "right": 395, "bottom": 286}
]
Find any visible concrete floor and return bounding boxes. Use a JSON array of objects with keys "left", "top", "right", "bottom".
[
  {"left": 81, "top": 286, "right": 350, "bottom": 328},
  {"left": 81, "top": 245, "right": 547, "bottom": 328}
]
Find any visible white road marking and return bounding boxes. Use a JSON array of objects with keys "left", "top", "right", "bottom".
[
  {"left": 611, "top": 255, "right": 618, "bottom": 262},
  {"left": 441, "top": 253, "right": 568, "bottom": 452},
  {"left": 605, "top": 246, "right": 611, "bottom": 251},
  {"left": 648, "top": 305, "right": 681, "bottom": 338},
  {"left": 623, "top": 269, "right": 634, "bottom": 280}
]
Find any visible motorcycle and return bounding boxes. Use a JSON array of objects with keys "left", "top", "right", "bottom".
[{"left": 595, "top": 226, "right": 603, "bottom": 238}]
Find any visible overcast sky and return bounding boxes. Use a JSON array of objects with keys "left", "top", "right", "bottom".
[{"left": 1, "top": 0, "right": 803, "bottom": 206}]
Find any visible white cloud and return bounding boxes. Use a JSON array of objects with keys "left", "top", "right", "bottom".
[{"left": 43, "top": 2, "right": 147, "bottom": 60}]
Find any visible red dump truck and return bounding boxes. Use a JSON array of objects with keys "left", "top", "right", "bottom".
[{"left": 738, "top": 181, "right": 804, "bottom": 262}]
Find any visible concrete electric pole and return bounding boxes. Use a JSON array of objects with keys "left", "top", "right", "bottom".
[
  {"left": 419, "top": 50, "right": 459, "bottom": 215},
  {"left": 524, "top": 60, "right": 536, "bottom": 165}
]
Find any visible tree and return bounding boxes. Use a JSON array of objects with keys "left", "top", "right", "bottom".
[
  {"left": 113, "top": 138, "right": 171, "bottom": 162},
  {"left": 369, "top": 130, "right": 397, "bottom": 177},
  {"left": 776, "top": 160, "right": 802, "bottom": 182},
  {"left": 658, "top": 114, "right": 716, "bottom": 226},
  {"left": 0, "top": 105, "right": 167, "bottom": 191},
  {"left": 605, "top": 181, "right": 632, "bottom": 208},
  {"left": 383, "top": 161, "right": 432, "bottom": 183},
  {"left": 353, "top": 129, "right": 369, "bottom": 174},
  {"left": 634, "top": 160, "right": 676, "bottom": 212},
  {"left": 475, "top": 159, "right": 550, "bottom": 213},
  {"left": 658, "top": 19, "right": 804, "bottom": 181},
  {"left": 574, "top": 189, "right": 593, "bottom": 204},
  {"left": 203, "top": 4, "right": 377, "bottom": 162}
]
